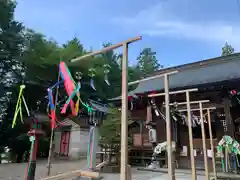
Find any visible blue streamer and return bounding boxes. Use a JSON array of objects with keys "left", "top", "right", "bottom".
[
  {"left": 87, "top": 127, "right": 94, "bottom": 169},
  {"left": 47, "top": 89, "right": 54, "bottom": 110},
  {"left": 51, "top": 80, "right": 64, "bottom": 90}
]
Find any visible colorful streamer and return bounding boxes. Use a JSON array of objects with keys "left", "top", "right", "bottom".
[
  {"left": 12, "top": 85, "right": 30, "bottom": 128},
  {"left": 217, "top": 135, "right": 240, "bottom": 172},
  {"left": 59, "top": 62, "right": 80, "bottom": 116},
  {"left": 47, "top": 62, "right": 81, "bottom": 129},
  {"left": 230, "top": 89, "right": 240, "bottom": 104}
]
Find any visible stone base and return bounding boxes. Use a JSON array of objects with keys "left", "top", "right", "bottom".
[{"left": 102, "top": 165, "right": 120, "bottom": 173}]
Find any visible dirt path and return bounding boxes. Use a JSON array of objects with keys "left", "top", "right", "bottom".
[
  {"left": 0, "top": 161, "right": 210, "bottom": 180},
  {"left": 0, "top": 160, "right": 88, "bottom": 180}
]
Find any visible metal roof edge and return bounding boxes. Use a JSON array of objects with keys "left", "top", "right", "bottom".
[
  {"left": 149, "top": 52, "right": 240, "bottom": 76},
  {"left": 109, "top": 53, "right": 240, "bottom": 101}
]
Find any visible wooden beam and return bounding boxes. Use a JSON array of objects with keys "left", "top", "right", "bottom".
[
  {"left": 150, "top": 87, "right": 199, "bottom": 180},
  {"left": 40, "top": 170, "right": 100, "bottom": 180},
  {"left": 185, "top": 91, "right": 196, "bottom": 180},
  {"left": 164, "top": 100, "right": 210, "bottom": 106},
  {"left": 121, "top": 43, "right": 129, "bottom": 180},
  {"left": 199, "top": 102, "right": 209, "bottom": 180},
  {"left": 164, "top": 74, "right": 175, "bottom": 180},
  {"left": 70, "top": 36, "right": 142, "bottom": 180},
  {"left": 178, "top": 107, "right": 216, "bottom": 112},
  {"left": 128, "top": 71, "right": 178, "bottom": 85},
  {"left": 207, "top": 108, "right": 217, "bottom": 180},
  {"left": 148, "top": 88, "right": 198, "bottom": 97},
  {"left": 70, "top": 36, "right": 142, "bottom": 63},
  {"left": 96, "top": 161, "right": 107, "bottom": 169},
  {"left": 176, "top": 103, "right": 223, "bottom": 110}
]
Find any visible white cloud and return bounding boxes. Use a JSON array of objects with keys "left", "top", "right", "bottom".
[{"left": 112, "top": 0, "right": 240, "bottom": 48}]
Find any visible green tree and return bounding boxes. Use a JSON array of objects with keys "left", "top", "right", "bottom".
[
  {"left": 61, "top": 37, "right": 86, "bottom": 61},
  {"left": 23, "top": 29, "right": 61, "bottom": 65},
  {"left": 0, "top": 0, "right": 25, "bottom": 129},
  {"left": 0, "top": 0, "right": 25, "bottom": 80},
  {"left": 136, "top": 48, "right": 162, "bottom": 77},
  {"left": 222, "top": 42, "right": 235, "bottom": 56},
  {"left": 99, "top": 107, "right": 132, "bottom": 165}
]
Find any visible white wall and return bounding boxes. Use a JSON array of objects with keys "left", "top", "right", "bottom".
[
  {"left": 53, "top": 131, "right": 61, "bottom": 155},
  {"left": 69, "top": 128, "right": 101, "bottom": 160},
  {"left": 54, "top": 126, "right": 101, "bottom": 160}
]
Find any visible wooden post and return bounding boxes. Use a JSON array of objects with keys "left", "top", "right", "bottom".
[
  {"left": 223, "top": 97, "right": 234, "bottom": 137},
  {"left": 127, "top": 165, "right": 132, "bottom": 180},
  {"left": 164, "top": 74, "right": 175, "bottom": 180},
  {"left": 120, "top": 43, "right": 128, "bottom": 180},
  {"left": 128, "top": 71, "right": 178, "bottom": 86},
  {"left": 41, "top": 170, "right": 100, "bottom": 180},
  {"left": 207, "top": 108, "right": 217, "bottom": 180},
  {"left": 70, "top": 36, "right": 142, "bottom": 180},
  {"left": 148, "top": 88, "right": 199, "bottom": 180},
  {"left": 70, "top": 36, "right": 142, "bottom": 63},
  {"left": 186, "top": 91, "right": 197, "bottom": 180},
  {"left": 46, "top": 67, "right": 61, "bottom": 176},
  {"left": 199, "top": 102, "right": 209, "bottom": 180},
  {"left": 173, "top": 100, "right": 214, "bottom": 180}
]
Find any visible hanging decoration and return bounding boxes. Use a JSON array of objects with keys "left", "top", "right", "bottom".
[
  {"left": 47, "top": 62, "right": 81, "bottom": 129},
  {"left": 128, "top": 96, "right": 134, "bottom": 111},
  {"left": 217, "top": 135, "right": 240, "bottom": 172},
  {"left": 75, "top": 71, "right": 83, "bottom": 89},
  {"left": 46, "top": 61, "right": 111, "bottom": 128},
  {"left": 59, "top": 62, "right": 81, "bottom": 115},
  {"left": 12, "top": 85, "right": 30, "bottom": 128},
  {"left": 150, "top": 98, "right": 160, "bottom": 117},
  {"left": 88, "top": 68, "right": 97, "bottom": 91},
  {"left": 230, "top": 89, "right": 240, "bottom": 104},
  {"left": 148, "top": 141, "right": 176, "bottom": 169},
  {"left": 103, "top": 64, "right": 111, "bottom": 86},
  {"left": 146, "top": 103, "right": 152, "bottom": 124},
  {"left": 169, "top": 105, "right": 208, "bottom": 127}
]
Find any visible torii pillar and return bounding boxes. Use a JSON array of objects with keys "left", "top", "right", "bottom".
[{"left": 25, "top": 121, "right": 45, "bottom": 180}]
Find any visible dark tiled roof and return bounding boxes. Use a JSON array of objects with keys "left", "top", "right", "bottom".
[
  {"left": 131, "top": 53, "right": 240, "bottom": 94},
  {"left": 110, "top": 53, "right": 240, "bottom": 100},
  {"left": 89, "top": 100, "right": 109, "bottom": 113}
]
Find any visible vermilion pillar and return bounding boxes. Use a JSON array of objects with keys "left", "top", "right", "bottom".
[{"left": 26, "top": 128, "right": 44, "bottom": 180}]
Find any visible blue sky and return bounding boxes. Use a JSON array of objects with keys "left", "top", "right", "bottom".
[{"left": 15, "top": 0, "right": 240, "bottom": 67}]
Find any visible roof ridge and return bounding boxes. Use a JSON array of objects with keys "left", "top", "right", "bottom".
[{"left": 150, "top": 52, "right": 240, "bottom": 76}]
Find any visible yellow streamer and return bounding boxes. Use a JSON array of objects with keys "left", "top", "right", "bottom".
[{"left": 12, "top": 85, "right": 30, "bottom": 128}]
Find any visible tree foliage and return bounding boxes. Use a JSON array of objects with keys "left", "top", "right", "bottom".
[
  {"left": 136, "top": 48, "right": 162, "bottom": 77},
  {"left": 222, "top": 42, "right": 235, "bottom": 56},
  {"left": 0, "top": 0, "right": 164, "bottom": 160},
  {"left": 0, "top": 0, "right": 25, "bottom": 151},
  {"left": 99, "top": 108, "right": 121, "bottom": 145},
  {"left": 99, "top": 107, "right": 132, "bottom": 164}
]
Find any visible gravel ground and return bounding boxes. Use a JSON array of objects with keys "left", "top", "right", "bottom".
[
  {"left": 0, "top": 160, "right": 88, "bottom": 180},
  {"left": 0, "top": 160, "right": 211, "bottom": 180}
]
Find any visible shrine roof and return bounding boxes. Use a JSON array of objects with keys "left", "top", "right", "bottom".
[
  {"left": 110, "top": 53, "right": 240, "bottom": 100},
  {"left": 89, "top": 100, "right": 109, "bottom": 113}
]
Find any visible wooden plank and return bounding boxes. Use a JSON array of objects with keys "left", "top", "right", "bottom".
[
  {"left": 185, "top": 91, "right": 196, "bottom": 180},
  {"left": 178, "top": 107, "right": 216, "bottom": 112},
  {"left": 128, "top": 71, "right": 178, "bottom": 85},
  {"left": 70, "top": 36, "right": 142, "bottom": 63},
  {"left": 199, "top": 102, "right": 209, "bottom": 180},
  {"left": 165, "top": 100, "right": 209, "bottom": 106},
  {"left": 148, "top": 88, "right": 198, "bottom": 97},
  {"left": 207, "top": 109, "right": 217, "bottom": 180},
  {"left": 40, "top": 170, "right": 100, "bottom": 180},
  {"left": 96, "top": 161, "right": 107, "bottom": 169}
]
